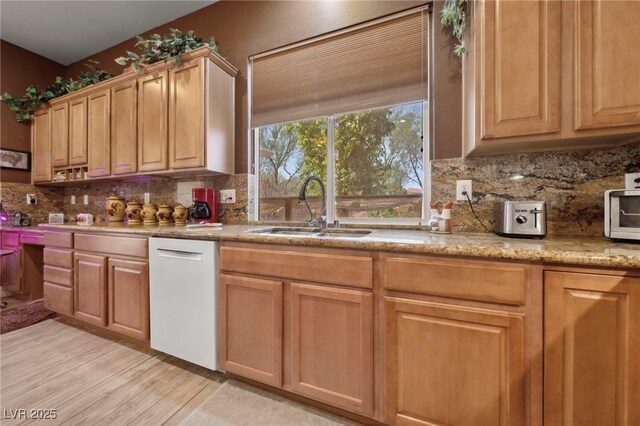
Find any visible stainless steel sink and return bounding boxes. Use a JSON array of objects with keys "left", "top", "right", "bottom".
[{"left": 250, "top": 227, "right": 371, "bottom": 238}]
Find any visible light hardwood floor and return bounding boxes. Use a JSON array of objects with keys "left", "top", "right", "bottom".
[{"left": 0, "top": 319, "right": 354, "bottom": 426}]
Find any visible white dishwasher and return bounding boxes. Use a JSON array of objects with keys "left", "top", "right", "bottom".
[{"left": 149, "top": 237, "right": 218, "bottom": 370}]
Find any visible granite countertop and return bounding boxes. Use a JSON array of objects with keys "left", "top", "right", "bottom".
[{"left": 37, "top": 223, "right": 640, "bottom": 269}]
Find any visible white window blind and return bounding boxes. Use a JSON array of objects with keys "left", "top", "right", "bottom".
[{"left": 250, "top": 7, "right": 429, "bottom": 128}]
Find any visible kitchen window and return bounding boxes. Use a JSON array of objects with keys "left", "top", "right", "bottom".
[{"left": 249, "top": 6, "right": 430, "bottom": 224}]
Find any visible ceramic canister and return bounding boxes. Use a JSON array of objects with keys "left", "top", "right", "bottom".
[
  {"left": 141, "top": 203, "right": 158, "bottom": 224},
  {"left": 156, "top": 204, "right": 173, "bottom": 225},
  {"left": 126, "top": 201, "right": 143, "bottom": 224},
  {"left": 428, "top": 200, "right": 453, "bottom": 234},
  {"left": 106, "top": 196, "right": 126, "bottom": 222},
  {"left": 172, "top": 203, "right": 189, "bottom": 225}
]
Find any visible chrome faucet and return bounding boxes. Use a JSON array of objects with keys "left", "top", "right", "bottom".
[{"left": 298, "top": 175, "right": 327, "bottom": 229}]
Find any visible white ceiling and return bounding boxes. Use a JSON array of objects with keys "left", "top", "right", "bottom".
[{"left": 0, "top": 0, "right": 216, "bottom": 65}]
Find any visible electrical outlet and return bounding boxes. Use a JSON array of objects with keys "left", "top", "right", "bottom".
[
  {"left": 219, "top": 189, "right": 236, "bottom": 204},
  {"left": 71, "top": 195, "right": 76, "bottom": 205},
  {"left": 144, "top": 192, "right": 150, "bottom": 204},
  {"left": 456, "top": 180, "right": 472, "bottom": 201},
  {"left": 26, "top": 194, "right": 37, "bottom": 204},
  {"left": 625, "top": 172, "right": 640, "bottom": 189},
  {"left": 83, "top": 195, "right": 89, "bottom": 205}
]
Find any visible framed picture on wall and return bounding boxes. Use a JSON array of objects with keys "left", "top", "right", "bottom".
[{"left": 0, "top": 148, "right": 31, "bottom": 171}]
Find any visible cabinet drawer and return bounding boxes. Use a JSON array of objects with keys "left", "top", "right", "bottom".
[
  {"left": 44, "top": 265, "right": 73, "bottom": 287},
  {"left": 44, "top": 248, "right": 74, "bottom": 268},
  {"left": 383, "top": 255, "right": 527, "bottom": 306},
  {"left": 44, "top": 231, "right": 73, "bottom": 248},
  {"left": 221, "top": 246, "right": 373, "bottom": 288},
  {"left": 20, "top": 232, "right": 44, "bottom": 246},
  {"left": 2, "top": 231, "right": 20, "bottom": 248},
  {"left": 44, "top": 282, "right": 73, "bottom": 316},
  {"left": 74, "top": 234, "right": 147, "bottom": 258}
]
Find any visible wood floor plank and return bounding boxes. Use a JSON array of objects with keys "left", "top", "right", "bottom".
[
  {"left": 0, "top": 320, "right": 69, "bottom": 348},
  {"left": 4, "top": 344, "right": 149, "bottom": 420},
  {"left": 162, "top": 378, "right": 228, "bottom": 426},
  {"left": 1, "top": 339, "right": 123, "bottom": 401},
  {"left": 91, "top": 361, "right": 202, "bottom": 426},
  {"left": 1, "top": 332, "right": 114, "bottom": 384},
  {"left": 61, "top": 357, "right": 188, "bottom": 426},
  {"left": 146, "top": 371, "right": 225, "bottom": 426},
  {"left": 1, "top": 325, "right": 78, "bottom": 357}
]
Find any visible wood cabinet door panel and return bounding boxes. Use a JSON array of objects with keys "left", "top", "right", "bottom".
[
  {"left": 32, "top": 109, "right": 52, "bottom": 183},
  {"left": 138, "top": 71, "right": 168, "bottom": 172},
  {"left": 69, "top": 97, "right": 88, "bottom": 165},
  {"left": 43, "top": 282, "right": 73, "bottom": 316},
  {"left": 220, "top": 274, "right": 283, "bottom": 387},
  {"left": 480, "top": 0, "right": 561, "bottom": 139},
  {"left": 111, "top": 81, "right": 137, "bottom": 175},
  {"left": 107, "top": 258, "right": 149, "bottom": 341},
  {"left": 51, "top": 103, "right": 69, "bottom": 167},
  {"left": 87, "top": 90, "right": 111, "bottom": 177},
  {"left": 74, "top": 252, "right": 107, "bottom": 326},
  {"left": 288, "top": 283, "right": 373, "bottom": 416},
  {"left": 386, "top": 298, "right": 526, "bottom": 426},
  {"left": 544, "top": 271, "right": 640, "bottom": 426},
  {"left": 169, "top": 58, "right": 205, "bottom": 169},
  {"left": 575, "top": 0, "right": 640, "bottom": 130}
]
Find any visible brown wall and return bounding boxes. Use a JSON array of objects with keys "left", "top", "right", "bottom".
[
  {"left": 65, "top": 0, "right": 461, "bottom": 173},
  {"left": 1, "top": 40, "right": 66, "bottom": 183}
]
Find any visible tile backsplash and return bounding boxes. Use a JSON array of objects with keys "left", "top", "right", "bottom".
[
  {"left": 2, "top": 142, "right": 639, "bottom": 236},
  {"left": 430, "top": 142, "right": 640, "bottom": 236},
  {"left": 1, "top": 174, "right": 251, "bottom": 225},
  {"left": 0, "top": 182, "right": 65, "bottom": 224},
  {"left": 62, "top": 174, "right": 251, "bottom": 224}
]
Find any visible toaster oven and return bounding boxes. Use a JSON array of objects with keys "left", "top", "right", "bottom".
[{"left": 605, "top": 189, "right": 640, "bottom": 241}]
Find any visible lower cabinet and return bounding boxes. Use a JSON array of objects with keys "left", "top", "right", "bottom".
[
  {"left": 287, "top": 282, "right": 373, "bottom": 415},
  {"left": 1, "top": 249, "right": 21, "bottom": 293},
  {"left": 220, "top": 274, "right": 283, "bottom": 387},
  {"left": 74, "top": 252, "right": 108, "bottom": 326},
  {"left": 73, "top": 250, "right": 149, "bottom": 341},
  {"left": 544, "top": 270, "right": 640, "bottom": 426},
  {"left": 385, "top": 298, "right": 526, "bottom": 426},
  {"left": 220, "top": 242, "right": 374, "bottom": 417},
  {"left": 107, "top": 258, "right": 149, "bottom": 341}
]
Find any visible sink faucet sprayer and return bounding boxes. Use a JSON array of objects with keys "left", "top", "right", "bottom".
[{"left": 298, "top": 175, "right": 327, "bottom": 229}]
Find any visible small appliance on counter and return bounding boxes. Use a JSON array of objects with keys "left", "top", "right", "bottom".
[
  {"left": 605, "top": 189, "right": 640, "bottom": 242},
  {"left": 494, "top": 201, "right": 546, "bottom": 238},
  {"left": 191, "top": 188, "right": 219, "bottom": 224}
]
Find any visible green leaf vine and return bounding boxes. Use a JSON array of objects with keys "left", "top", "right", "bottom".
[
  {"left": 115, "top": 29, "right": 219, "bottom": 71},
  {"left": 1, "top": 60, "right": 112, "bottom": 122},
  {"left": 441, "top": 0, "right": 470, "bottom": 56}
]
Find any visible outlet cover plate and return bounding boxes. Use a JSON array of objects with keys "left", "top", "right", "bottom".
[
  {"left": 26, "top": 193, "right": 37, "bottom": 204},
  {"left": 625, "top": 172, "right": 640, "bottom": 190},
  {"left": 456, "top": 180, "right": 472, "bottom": 201},
  {"left": 220, "top": 189, "right": 236, "bottom": 204}
]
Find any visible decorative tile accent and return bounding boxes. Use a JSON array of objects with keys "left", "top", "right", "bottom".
[{"left": 430, "top": 143, "right": 640, "bottom": 236}]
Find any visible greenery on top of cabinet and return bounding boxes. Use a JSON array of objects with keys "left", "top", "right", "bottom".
[
  {"left": 0, "top": 61, "right": 111, "bottom": 122},
  {"left": 115, "top": 29, "right": 219, "bottom": 72},
  {"left": 441, "top": 0, "right": 470, "bottom": 56}
]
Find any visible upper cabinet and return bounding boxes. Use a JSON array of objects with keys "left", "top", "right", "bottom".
[
  {"left": 68, "top": 97, "right": 88, "bottom": 165},
  {"left": 574, "top": 0, "right": 640, "bottom": 130},
  {"left": 464, "top": 0, "right": 640, "bottom": 156},
  {"left": 138, "top": 70, "right": 169, "bottom": 172},
  {"left": 31, "top": 108, "right": 52, "bottom": 183},
  {"left": 33, "top": 47, "right": 237, "bottom": 184},
  {"left": 50, "top": 103, "right": 69, "bottom": 167},
  {"left": 87, "top": 89, "right": 111, "bottom": 178}
]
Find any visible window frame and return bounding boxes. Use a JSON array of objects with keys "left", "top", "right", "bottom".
[{"left": 251, "top": 100, "right": 430, "bottom": 225}]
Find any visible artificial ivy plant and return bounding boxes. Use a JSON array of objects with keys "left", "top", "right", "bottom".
[
  {"left": 115, "top": 28, "right": 218, "bottom": 71},
  {"left": 441, "top": 0, "right": 470, "bottom": 56},
  {"left": 1, "top": 61, "right": 111, "bottom": 122}
]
